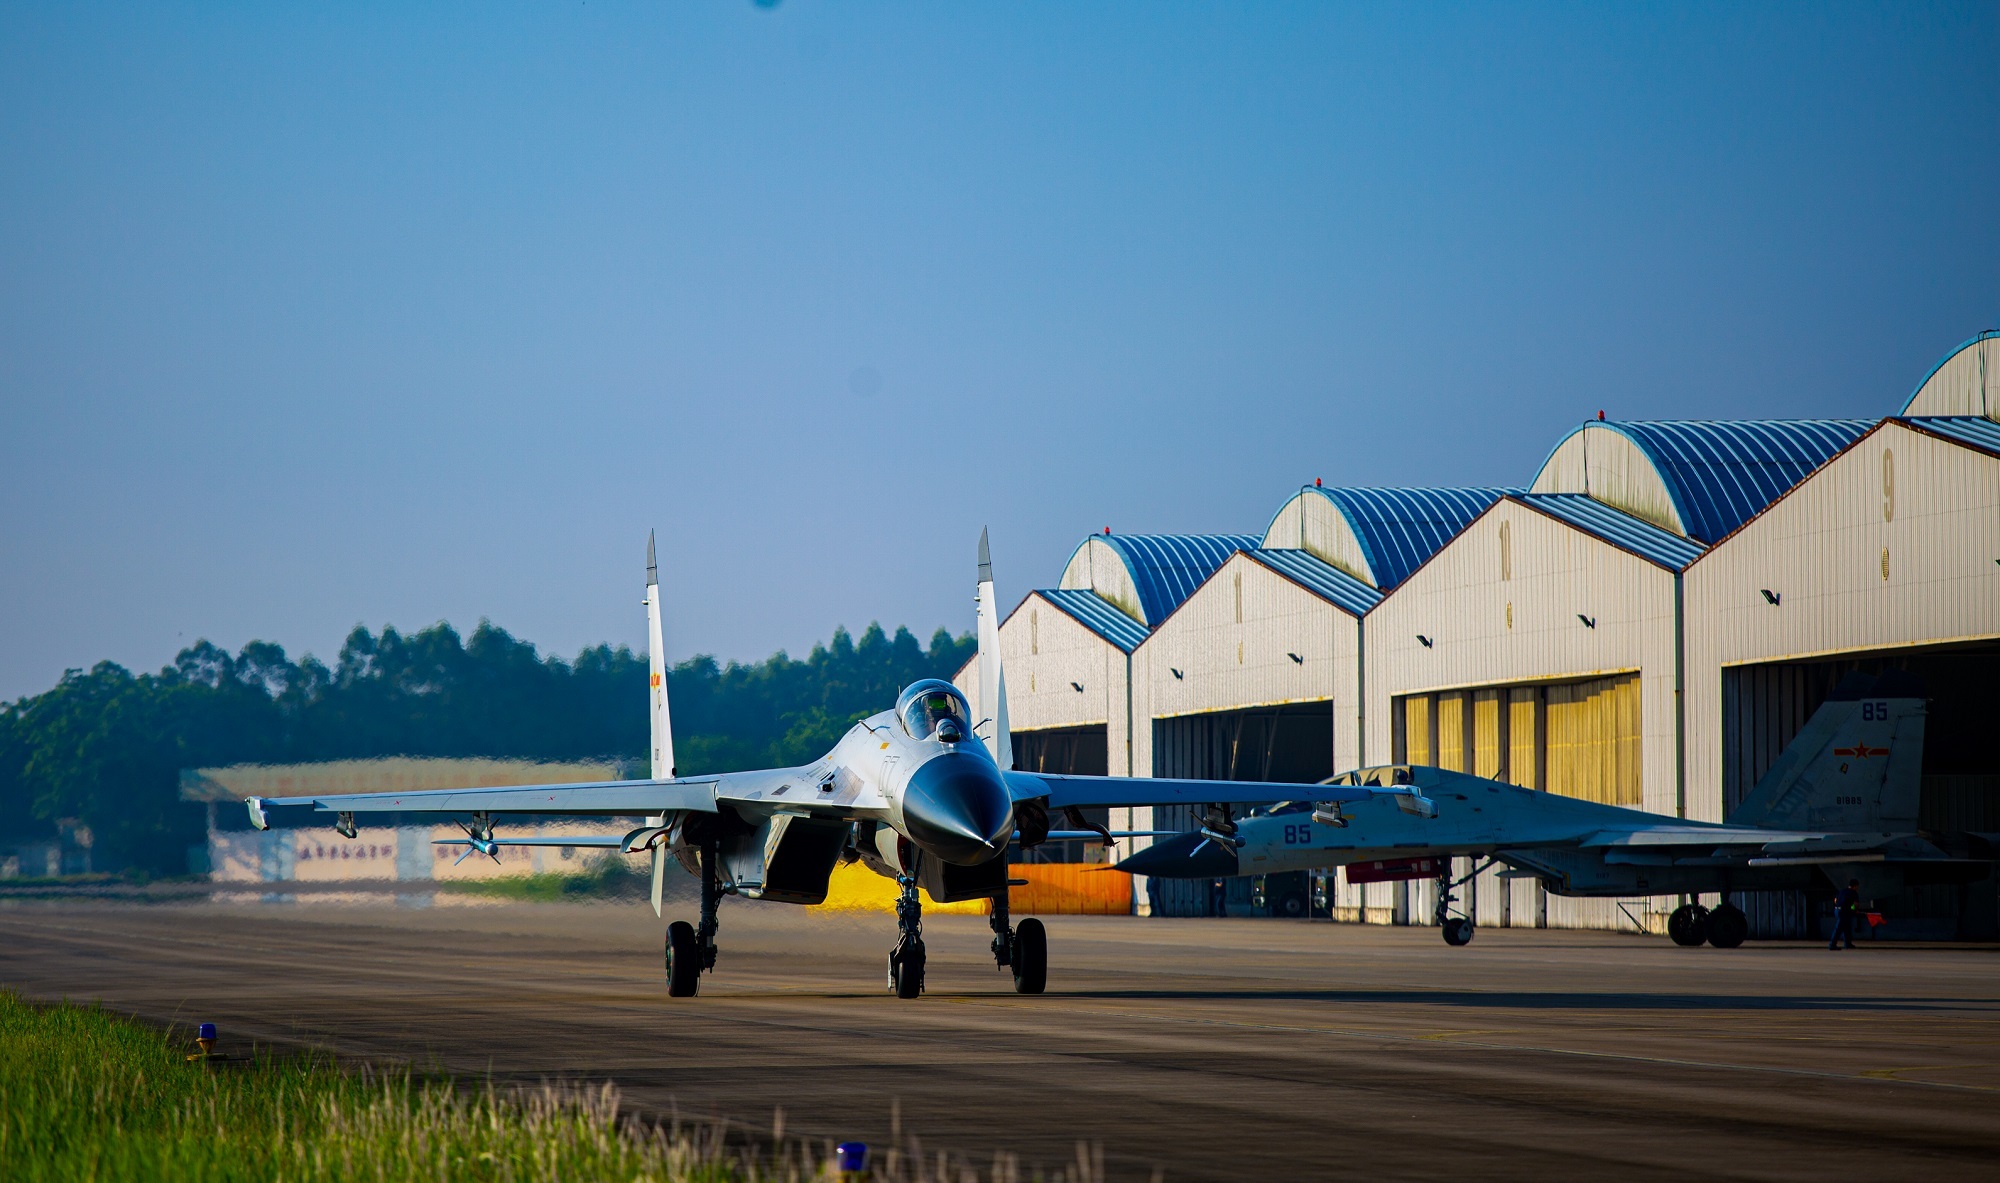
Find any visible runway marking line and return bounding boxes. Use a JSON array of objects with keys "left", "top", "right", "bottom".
[{"left": 953, "top": 999, "right": 2000, "bottom": 1095}]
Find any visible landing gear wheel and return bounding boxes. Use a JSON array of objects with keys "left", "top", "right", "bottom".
[
  {"left": 1668, "top": 903, "right": 1711, "bottom": 947},
  {"left": 665, "top": 921, "right": 701, "bottom": 997},
  {"left": 1271, "top": 891, "right": 1309, "bottom": 919},
  {"left": 1707, "top": 904, "right": 1748, "bottom": 949},
  {"left": 889, "top": 942, "right": 926, "bottom": 999},
  {"left": 1441, "top": 917, "right": 1475, "bottom": 946},
  {"left": 1011, "top": 917, "right": 1047, "bottom": 994}
]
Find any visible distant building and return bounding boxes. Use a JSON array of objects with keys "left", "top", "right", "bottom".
[{"left": 180, "top": 757, "right": 639, "bottom": 883}]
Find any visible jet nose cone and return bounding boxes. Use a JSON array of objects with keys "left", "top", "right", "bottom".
[
  {"left": 1112, "top": 831, "right": 1241, "bottom": 878},
  {"left": 902, "top": 752, "right": 1014, "bottom": 865}
]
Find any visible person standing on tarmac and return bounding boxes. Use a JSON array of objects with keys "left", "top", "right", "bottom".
[{"left": 1829, "top": 879, "right": 1861, "bottom": 950}]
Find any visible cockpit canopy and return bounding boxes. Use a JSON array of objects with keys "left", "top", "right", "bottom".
[
  {"left": 1323, "top": 765, "right": 1424, "bottom": 787},
  {"left": 897, "top": 679, "right": 972, "bottom": 741}
]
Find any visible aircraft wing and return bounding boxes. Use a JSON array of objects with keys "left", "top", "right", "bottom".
[
  {"left": 1005, "top": 771, "right": 1396, "bottom": 811},
  {"left": 247, "top": 777, "right": 722, "bottom": 828}
]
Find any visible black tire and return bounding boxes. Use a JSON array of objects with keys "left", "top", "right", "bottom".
[
  {"left": 1707, "top": 905, "right": 1748, "bottom": 949},
  {"left": 891, "top": 942, "right": 925, "bottom": 999},
  {"left": 1271, "top": 891, "right": 1309, "bottom": 919},
  {"left": 1668, "top": 904, "right": 1711, "bottom": 947},
  {"left": 665, "top": 921, "right": 701, "bottom": 997},
  {"left": 1441, "top": 917, "right": 1475, "bottom": 946},
  {"left": 1011, "top": 918, "right": 1048, "bottom": 994}
]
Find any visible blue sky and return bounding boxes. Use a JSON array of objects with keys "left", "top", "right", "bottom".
[{"left": 1, "top": 2, "right": 1995, "bottom": 699}]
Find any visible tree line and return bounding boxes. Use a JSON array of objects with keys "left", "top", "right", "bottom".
[{"left": 0, "top": 620, "right": 975, "bottom": 875}]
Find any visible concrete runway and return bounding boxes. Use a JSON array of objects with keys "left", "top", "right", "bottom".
[{"left": 4, "top": 894, "right": 1998, "bottom": 1181}]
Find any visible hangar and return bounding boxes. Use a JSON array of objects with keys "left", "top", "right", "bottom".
[
  {"left": 1361, "top": 420, "right": 1870, "bottom": 931},
  {"left": 1683, "top": 337, "right": 2000, "bottom": 938}
]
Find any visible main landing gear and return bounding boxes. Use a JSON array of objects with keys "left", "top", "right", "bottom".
[
  {"left": 1667, "top": 901, "right": 1748, "bottom": 948},
  {"left": 988, "top": 890, "right": 1046, "bottom": 995},
  {"left": 666, "top": 841, "right": 723, "bottom": 997}
]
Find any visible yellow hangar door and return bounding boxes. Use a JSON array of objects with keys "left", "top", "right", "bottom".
[{"left": 1394, "top": 673, "right": 1640, "bottom": 807}]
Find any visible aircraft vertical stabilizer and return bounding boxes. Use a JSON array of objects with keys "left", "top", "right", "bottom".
[
  {"left": 646, "top": 530, "right": 678, "bottom": 917},
  {"left": 646, "top": 530, "right": 677, "bottom": 781},
  {"left": 1730, "top": 671, "right": 1926, "bottom": 833},
  {"left": 976, "top": 528, "right": 1014, "bottom": 771}
]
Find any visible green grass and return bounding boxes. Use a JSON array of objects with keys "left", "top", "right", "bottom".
[
  {"left": 0, "top": 992, "right": 752, "bottom": 1182},
  {"left": 438, "top": 857, "right": 645, "bottom": 902}
]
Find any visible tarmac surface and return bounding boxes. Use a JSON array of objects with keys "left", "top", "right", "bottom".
[{"left": 4, "top": 892, "right": 1998, "bottom": 1181}]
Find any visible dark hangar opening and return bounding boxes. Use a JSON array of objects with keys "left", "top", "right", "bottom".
[
  {"left": 1148, "top": 703, "right": 1334, "bottom": 918},
  {"left": 1723, "top": 640, "right": 2000, "bottom": 940},
  {"left": 1011, "top": 724, "right": 1110, "bottom": 864}
]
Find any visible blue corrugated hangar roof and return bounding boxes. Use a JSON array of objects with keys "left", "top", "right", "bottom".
[
  {"left": 1246, "top": 549, "right": 1384, "bottom": 616},
  {"left": 1273, "top": 487, "right": 1515, "bottom": 589},
  {"left": 1516, "top": 494, "right": 1707, "bottom": 571},
  {"left": 1559, "top": 420, "right": 1870, "bottom": 544},
  {"left": 1080, "top": 533, "right": 1262, "bottom": 625},
  {"left": 1035, "top": 588, "right": 1152, "bottom": 653},
  {"left": 1903, "top": 416, "right": 2000, "bottom": 457}
]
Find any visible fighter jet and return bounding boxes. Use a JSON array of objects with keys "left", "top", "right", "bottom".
[
  {"left": 1116, "top": 672, "right": 1995, "bottom": 948},
  {"left": 246, "top": 531, "right": 1425, "bottom": 998}
]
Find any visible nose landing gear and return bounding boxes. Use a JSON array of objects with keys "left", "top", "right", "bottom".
[
  {"left": 889, "top": 876, "right": 926, "bottom": 999},
  {"left": 1435, "top": 857, "right": 1495, "bottom": 947}
]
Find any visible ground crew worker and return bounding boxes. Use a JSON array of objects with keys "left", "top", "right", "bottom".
[{"left": 1829, "top": 878, "right": 1861, "bottom": 950}]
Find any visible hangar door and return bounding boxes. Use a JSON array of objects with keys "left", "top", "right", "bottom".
[
  {"left": 1011, "top": 725, "right": 1110, "bottom": 865},
  {"left": 1149, "top": 702, "right": 1334, "bottom": 917},
  {"left": 1393, "top": 673, "right": 1641, "bottom": 807},
  {"left": 1723, "top": 642, "right": 2000, "bottom": 940}
]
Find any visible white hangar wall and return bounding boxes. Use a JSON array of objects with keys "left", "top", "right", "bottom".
[
  {"left": 1132, "top": 552, "right": 1356, "bottom": 777},
  {"left": 955, "top": 591, "right": 1132, "bottom": 773},
  {"left": 1685, "top": 420, "right": 2000, "bottom": 818},
  {"left": 1530, "top": 425, "right": 1687, "bottom": 535},
  {"left": 1365, "top": 500, "right": 1687, "bottom": 814},
  {"left": 1060, "top": 538, "right": 1149, "bottom": 625},
  {"left": 1263, "top": 491, "right": 1378, "bottom": 583},
  {"left": 1902, "top": 331, "right": 1999, "bottom": 418}
]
